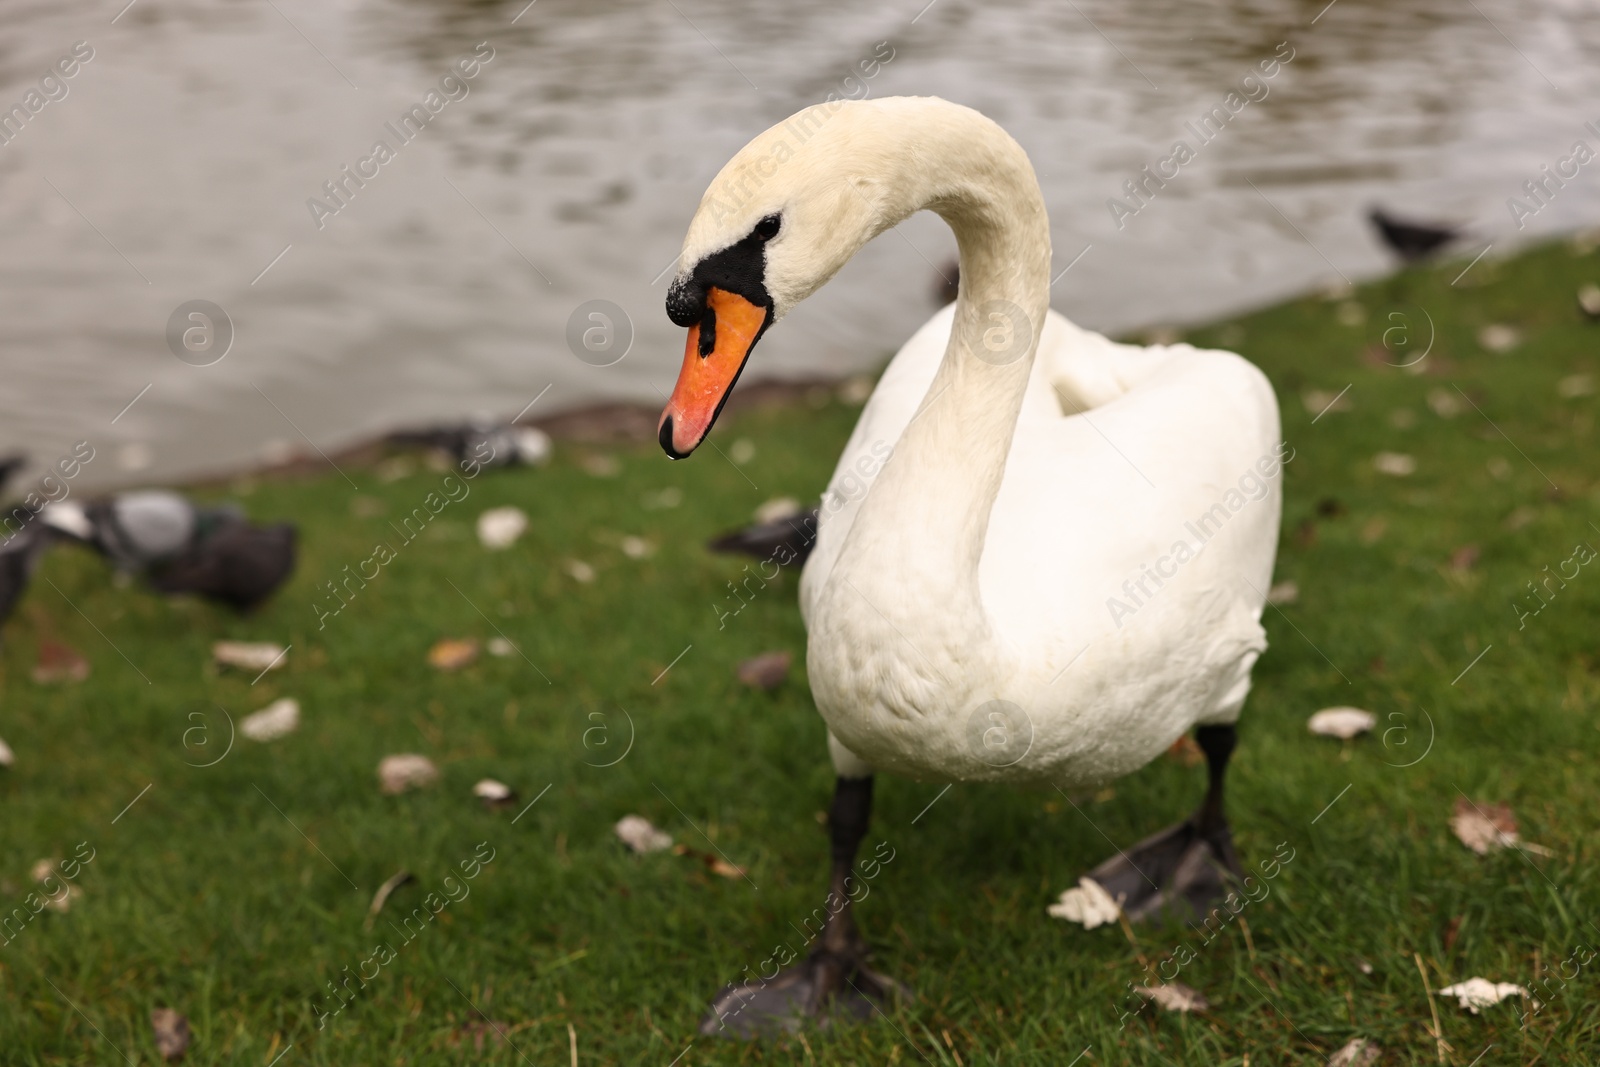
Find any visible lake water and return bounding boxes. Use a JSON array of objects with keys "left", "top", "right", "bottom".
[{"left": 3, "top": 0, "right": 1599, "bottom": 492}]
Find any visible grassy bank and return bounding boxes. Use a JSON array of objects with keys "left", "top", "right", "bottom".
[{"left": 3, "top": 238, "right": 1599, "bottom": 1065}]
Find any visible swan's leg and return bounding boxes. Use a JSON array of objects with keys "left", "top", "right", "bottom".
[
  {"left": 699, "top": 775, "right": 907, "bottom": 1038},
  {"left": 1077, "top": 724, "right": 1245, "bottom": 924}
]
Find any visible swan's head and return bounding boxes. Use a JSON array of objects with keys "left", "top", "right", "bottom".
[{"left": 657, "top": 99, "right": 930, "bottom": 458}]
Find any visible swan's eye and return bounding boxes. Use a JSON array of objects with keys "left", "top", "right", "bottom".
[{"left": 754, "top": 214, "right": 781, "bottom": 241}]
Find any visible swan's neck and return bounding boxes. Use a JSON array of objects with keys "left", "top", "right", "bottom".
[{"left": 834, "top": 131, "right": 1051, "bottom": 651}]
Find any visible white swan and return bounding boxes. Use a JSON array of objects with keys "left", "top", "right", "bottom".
[{"left": 657, "top": 96, "right": 1281, "bottom": 1036}]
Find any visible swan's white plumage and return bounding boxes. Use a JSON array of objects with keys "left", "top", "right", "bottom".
[
  {"left": 802, "top": 303, "right": 1280, "bottom": 787},
  {"left": 675, "top": 95, "right": 1281, "bottom": 792}
]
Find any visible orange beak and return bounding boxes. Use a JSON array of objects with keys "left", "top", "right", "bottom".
[{"left": 658, "top": 287, "right": 771, "bottom": 458}]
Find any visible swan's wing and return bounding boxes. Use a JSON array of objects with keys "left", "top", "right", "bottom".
[{"left": 1033, "top": 313, "right": 1188, "bottom": 416}]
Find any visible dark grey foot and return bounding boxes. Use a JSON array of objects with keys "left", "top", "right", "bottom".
[
  {"left": 1079, "top": 723, "right": 1246, "bottom": 924},
  {"left": 1083, "top": 815, "right": 1242, "bottom": 923},
  {"left": 699, "top": 947, "right": 908, "bottom": 1038}
]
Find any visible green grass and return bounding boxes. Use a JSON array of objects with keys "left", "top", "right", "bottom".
[{"left": 3, "top": 238, "right": 1600, "bottom": 1065}]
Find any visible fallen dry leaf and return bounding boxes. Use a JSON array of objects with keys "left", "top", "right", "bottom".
[
  {"left": 428, "top": 637, "right": 480, "bottom": 671},
  {"left": 474, "top": 778, "right": 516, "bottom": 809},
  {"left": 1477, "top": 324, "right": 1521, "bottom": 352},
  {"left": 641, "top": 487, "right": 682, "bottom": 510},
  {"left": 615, "top": 814, "right": 673, "bottom": 854},
  {"left": 620, "top": 536, "right": 653, "bottom": 559},
  {"left": 365, "top": 869, "right": 413, "bottom": 931},
  {"left": 1046, "top": 877, "right": 1123, "bottom": 930},
  {"left": 1373, "top": 452, "right": 1416, "bottom": 477},
  {"left": 1327, "top": 1037, "right": 1380, "bottom": 1067},
  {"left": 450, "top": 1019, "right": 516, "bottom": 1053},
  {"left": 671, "top": 843, "right": 747, "bottom": 879},
  {"left": 240, "top": 698, "right": 299, "bottom": 742},
  {"left": 578, "top": 454, "right": 621, "bottom": 477},
  {"left": 565, "top": 559, "right": 596, "bottom": 583},
  {"left": 378, "top": 754, "right": 439, "bottom": 795},
  {"left": 32, "top": 640, "right": 89, "bottom": 684},
  {"left": 1135, "top": 982, "right": 1209, "bottom": 1013},
  {"left": 1165, "top": 734, "right": 1204, "bottom": 766},
  {"left": 1426, "top": 388, "right": 1464, "bottom": 418},
  {"left": 1450, "top": 796, "right": 1517, "bottom": 854},
  {"left": 1502, "top": 505, "right": 1537, "bottom": 530},
  {"left": 1559, "top": 372, "right": 1595, "bottom": 398},
  {"left": 755, "top": 496, "right": 802, "bottom": 524},
  {"left": 1443, "top": 915, "right": 1464, "bottom": 954},
  {"left": 477, "top": 506, "right": 528, "bottom": 549},
  {"left": 1450, "top": 797, "right": 1552, "bottom": 857},
  {"left": 31, "top": 858, "right": 82, "bottom": 912},
  {"left": 1303, "top": 388, "right": 1352, "bottom": 417},
  {"left": 150, "top": 1007, "right": 190, "bottom": 1061},
  {"left": 1308, "top": 707, "right": 1376, "bottom": 740},
  {"left": 212, "top": 641, "right": 287, "bottom": 673},
  {"left": 737, "top": 651, "right": 791, "bottom": 691},
  {"left": 1578, "top": 284, "right": 1600, "bottom": 319},
  {"left": 1437, "top": 977, "right": 1526, "bottom": 1013},
  {"left": 1266, "top": 580, "right": 1300, "bottom": 606}
]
